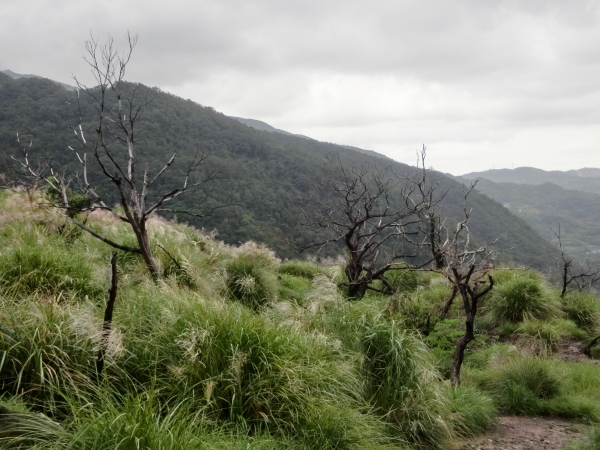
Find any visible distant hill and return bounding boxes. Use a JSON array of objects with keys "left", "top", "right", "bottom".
[
  {"left": 2, "top": 69, "right": 77, "bottom": 91},
  {"left": 0, "top": 71, "right": 562, "bottom": 271},
  {"left": 461, "top": 167, "right": 600, "bottom": 195},
  {"left": 453, "top": 176, "right": 600, "bottom": 262}
]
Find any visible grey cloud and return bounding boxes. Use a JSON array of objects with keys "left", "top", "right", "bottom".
[{"left": 1, "top": 0, "right": 599, "bottom": 174}]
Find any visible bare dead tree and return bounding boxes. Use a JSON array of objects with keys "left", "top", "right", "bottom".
[
  {"left": 413, "top": 146, "right": 448, "bottom": 271},
  {"left": 552, "top": 225, "right": 600, "bottom": 297},
  {"left": 425, "top": 183, "right": 496, "bottom": 386},
  {"left": 550, "top": 227, "right": 600, "bottom": 358},
  {"left": 6, "top": 134, "right": 52, "bottom": 202},
  {"left": 297, "top": 154, "right": 441, "bottom": 298},
  {"left": 448, "top": 265, "right": 493, "bottom": 386},
  {"left": 32, "top": 33, "right": 227, "bottom": 279}
]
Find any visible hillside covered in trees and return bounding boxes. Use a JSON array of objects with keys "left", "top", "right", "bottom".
[{"left": 0, "top": 71, "right": 563, "bottom": 271}]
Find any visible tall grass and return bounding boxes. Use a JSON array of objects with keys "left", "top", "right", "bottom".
[
  {"left": 561, "top": 292, "right": 600, "bottom": 332},
  {"left": 225, "top": 255, "right": 277, "bottom": 310},
  {"left": 445, "top": 385, "right": 497, "bottom": 437},
  {"left": 362, "top": 319, "right": 451, "bottom": 448},
  {"left": 13, "top": 191, "right": 600, "bottom": 448},
  {"left": 478, "top": 357, "right": 561, "bottom": 415},
  {"left": 484, "top": 273, "right": 561, "bottom": 324},
  {"left": 0, "top": 225, "right": 99, "bottom": 298},
  {"left": 516, "top": 319, "right": 588, "bottom": 355}
]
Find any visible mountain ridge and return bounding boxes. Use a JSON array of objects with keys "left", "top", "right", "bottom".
[
  {"left": 461, "top": 167, "right": 600, "bottom": 194},
  {"left": 0, "top": 70, "right": 562, "bottom": 271},
  {"left": 2, "top": 69, "right": 77, "bottom": 91}
]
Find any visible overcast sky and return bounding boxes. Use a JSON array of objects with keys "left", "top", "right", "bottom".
[{"left": 2, "top": 0, "right": 599, "bottom": 175}]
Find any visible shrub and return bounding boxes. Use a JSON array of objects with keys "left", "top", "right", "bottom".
[
  {"left": 226, "top": 255, "right": 277, "bottom": 310},
  {"left": 278, "top": 261, "right": 322, "bottom": 279},
  {"left": 425, "top": 319, "right": 464, "bottom": 351},
  {"left": 389, "top": 283, "right": 452, "bottom": 332},
  {"left": 45, "top": 181, "right": 91, "bottom": 217},
  {"left": 484, "top": 274, "right": 560, "bottom": 324},
  {"left": 386, "top": 269, "right": 420, "bottom": 293}
]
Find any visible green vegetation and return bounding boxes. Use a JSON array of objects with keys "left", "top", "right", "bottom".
[
  {"left": 225, "top": 250, "right": 278, "bottom": 310},
  {"left": 1, "top": 191, "right": 600, "bottom": 447},
  {"left": 483, "top": 272, "right": 561, "bottom": 324}
]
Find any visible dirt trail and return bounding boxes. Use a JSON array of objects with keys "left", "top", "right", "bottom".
[{"left": 456, "top": 416, "right": 589, "bottom": 450}]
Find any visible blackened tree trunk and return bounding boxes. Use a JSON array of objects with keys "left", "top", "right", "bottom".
[
  {"left": 449, "top": 266, "right": 493, "bottom": 386},
  {"left": 97, "top": 252, "right": 118, "bottom": 377}
]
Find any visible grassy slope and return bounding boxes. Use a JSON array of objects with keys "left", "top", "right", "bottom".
[{"left": 2, "top": 191, "right": 600, "bottom": 449}]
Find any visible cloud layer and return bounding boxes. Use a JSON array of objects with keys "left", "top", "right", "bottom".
[{"left": 2, "top": 0, "right": 599, "bottom": 173}]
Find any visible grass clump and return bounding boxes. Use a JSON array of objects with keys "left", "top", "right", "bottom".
[
  {"left": 0, "top": 303, "right": 81, "bottom": 398},
  {"left": 562, "top": 292, "right": 600, "bottom": 332},
  {"left": 106, "top": 285, "right": 388, "bottom": 449},
  {"left": 278, "top": 261, "right": 323, "bottom": 279},
  {"left": 277, "top": 273, "right": 313, "bottom": 303},
  {"left": 226, "top": 255, "right": 277, "bottom": 310},
  {"left": 484, "top": 273, "right": 560, "bottom": 324},
  {"left": 446, "top": 385, "right": 497, "bottom": 437},
  {"left": 479, "top": 357, "right": 561, "bottom": 415},
  {"left": 386, "top": 269, "right": 420, "bottom": 293},
  {"left": 0, "top": 240, "right": 96, "bottom": 297},
  {"left": 516, "top": 319, "right": 588, "bottom": 354},
  {"left": 362, "top": 319, "right": 451, "bottom": 449}
]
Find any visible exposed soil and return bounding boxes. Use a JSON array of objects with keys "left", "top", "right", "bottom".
[
  {"left": 559, "top": 338, "right": 600, "bottom": 364},
  {"left": 456, "top": 416, "right": 589, "bottom": 450}
]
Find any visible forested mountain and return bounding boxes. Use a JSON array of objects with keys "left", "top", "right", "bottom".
[
  {"left": 452, "top": 176, "right": 600, "bottom": 262},
  {"left": 461, "top": 167, "right": 600, "bottom": 195},
  {"left": 0, "top": 71, "right": 562, "bottom": 270}
]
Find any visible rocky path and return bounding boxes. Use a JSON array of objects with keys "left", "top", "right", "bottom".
[{"left": 456, "top": 416, "right": 589, "bottom": 450}]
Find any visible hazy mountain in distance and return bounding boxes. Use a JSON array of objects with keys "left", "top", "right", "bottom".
[
  {"left": 461, "top": 167, "right": 600, "bottom": 195},
  {"left": 453, "top": 175, "right": 600, "bottom": 261}
]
